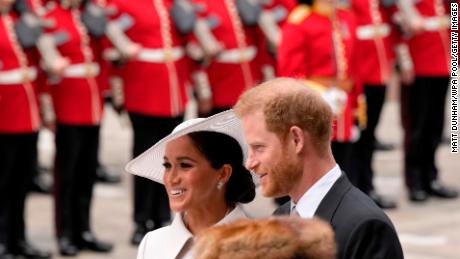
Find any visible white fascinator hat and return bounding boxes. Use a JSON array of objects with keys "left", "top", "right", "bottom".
[{"left": 124, "top": 109, "right": 248, "bottom": 184}]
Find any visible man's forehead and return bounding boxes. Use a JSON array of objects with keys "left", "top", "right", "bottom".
[
  {"left": 242, "top": 119, "right": 280, "bottom": 144},
  {"left": 241, "top": 112, "right": 266, "bottom": 131},
  {"left": 241, "top": 109, "right": 264, "bottom": 121}
]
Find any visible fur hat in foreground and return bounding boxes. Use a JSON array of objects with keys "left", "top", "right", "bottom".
[{"left": 193, "top": 216, "right": 336, "bottom": 259}]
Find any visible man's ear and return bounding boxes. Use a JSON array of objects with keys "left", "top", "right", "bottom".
[{"left": 289, "top": 126, "right": 305, "bottom": 154}]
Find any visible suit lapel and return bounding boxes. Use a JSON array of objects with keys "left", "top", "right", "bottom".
[{"left": 314, "top": 173, "right": 352, "bottom": 222}]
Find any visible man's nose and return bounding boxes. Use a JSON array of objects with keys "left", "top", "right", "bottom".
[{"left": 245, "top": 155, "right": 257, "bottom": 170}]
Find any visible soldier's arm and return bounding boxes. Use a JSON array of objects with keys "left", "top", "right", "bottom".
[
  {"left": 172, "top": 0, "right": 223, "bottom": 58},
  {"left": 277, "top": 5, "right": 310, "bottom": 77},
  {"left": 395, "top": 0, "right": 424, "bottom": 34}
]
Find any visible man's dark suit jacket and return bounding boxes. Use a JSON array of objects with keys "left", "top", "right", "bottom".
[{"left": 274, "top": 174, "right": 404, "bottom": 259}]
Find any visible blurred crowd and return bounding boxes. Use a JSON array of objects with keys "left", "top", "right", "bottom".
[{"left": 0, "top": 0, "right": 457, "bottom": 258}]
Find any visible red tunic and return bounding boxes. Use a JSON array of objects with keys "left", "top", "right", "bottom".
[
  {"left": 44, "top": 5, "right": 103, "bottom": 125},
  {"left": 260, "top": 0, "right": 296, "bottom": 75},
  {"left": 351, "top": 0, "right": 396, "bottom": 85},
  {"left": 263, "top": 0, "right": 297, "bottom": 26},
  {"left": 195, "top": 0, "right": 265, "bottom": 109},
  {"left": 277, "top": 4, "right": 358, "bottom": 142},
  {"left": 110, "top": 0, "right": 189, "bottom": 117},
  {"left": 0, "top": 13, "right": 40, "bottom": 133},
  {"left": 406, "top": 0, "right": 451, "bottom": 76}
]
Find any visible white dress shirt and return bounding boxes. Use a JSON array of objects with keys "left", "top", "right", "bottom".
[
  {"left": 136, "top": 204, "right": 248, "bottom": 259},
  {"left": 291, "top": 164, "right": 342, "bottom": 218}
]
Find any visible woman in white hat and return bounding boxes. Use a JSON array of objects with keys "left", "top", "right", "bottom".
[{"left": 125, "top": 110, "right": 256, "bottom": 259}]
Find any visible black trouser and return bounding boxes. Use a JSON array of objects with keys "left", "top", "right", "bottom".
[
  {"left": 0, "top": 133, "right": 37, "bottom": 249},
  {"left": 129, "top": 113, "right": 183, "bottom": 229},
  {"left": 400, "top": 76, "right": 449, "bottom": 191},
  {"left": 54, "top": 124, "right": 99, "bottom": 241},
  {"left": 351, "top": 85, "right": 386, "bottom": 193},
  {"left": 332, "top": 142, "right": 353, "bottom": 176}
]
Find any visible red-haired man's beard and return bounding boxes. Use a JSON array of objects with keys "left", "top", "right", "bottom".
[{"left": 259, "top": 148, "right": 303, "bottom": 198}]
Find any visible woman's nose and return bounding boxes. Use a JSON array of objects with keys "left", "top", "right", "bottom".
[{"left": 165, "top": 168, "right": 180, "bottom": 184}]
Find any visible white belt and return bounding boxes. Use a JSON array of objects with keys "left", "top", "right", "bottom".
[
  {"left": 137, "top": 47, "right": 185, "bottom": 63},
  {"left": 356, "top": 24, "right": 391, "bottom": 40},
  {"left": 216, "top": 46, "right": 257, "bottom": 64},
  {"left": 63, "top": 63, "right": 100, "bottom": 78},
  {"left": 0, "top": 67, "right": 37, "bottom": 84},
  {"left": 423, "top": 16, "right": 450, "bottom": 31}
]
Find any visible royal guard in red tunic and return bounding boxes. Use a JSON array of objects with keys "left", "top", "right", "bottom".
[
  {"left": 396, "top": 0, "right": 458, "bottom": 202},
  {"left": 18, "top": 0, "right": 70, "bottom": 74},
  {"left": 191, "top": 0, "right": 269, "bottom": 115},
  {"left": 277, "top": 0, "right": 359, "bottom": 173},
  {"left": 258, "top": 0, "right": 296, "bottom": 80},
  {"left": 42, "top": 0, "right": 115, "bottom": 255},
  {"left": 349, "top": 0, "right": 398, "bottom": 209},
  {"left": 109, "top": 0, "right": 191, "bottom": 245},
  {"left": 0, "top": 1, "right": 51, "bottom": 258},
  {"left": 260, "top": 0, "right": 296, "bottom": 47}
]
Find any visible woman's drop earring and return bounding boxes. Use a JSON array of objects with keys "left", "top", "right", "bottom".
[{"left": 216, "top": 181, "right": 224, "bottom": 190}]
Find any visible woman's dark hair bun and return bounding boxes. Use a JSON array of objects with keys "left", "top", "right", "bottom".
[
  {"left": 187, "top": 131, "right": 256, "bottom": 204},
  {"left": 225, "top": 164, "right": 256, "bottom": 204}
]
